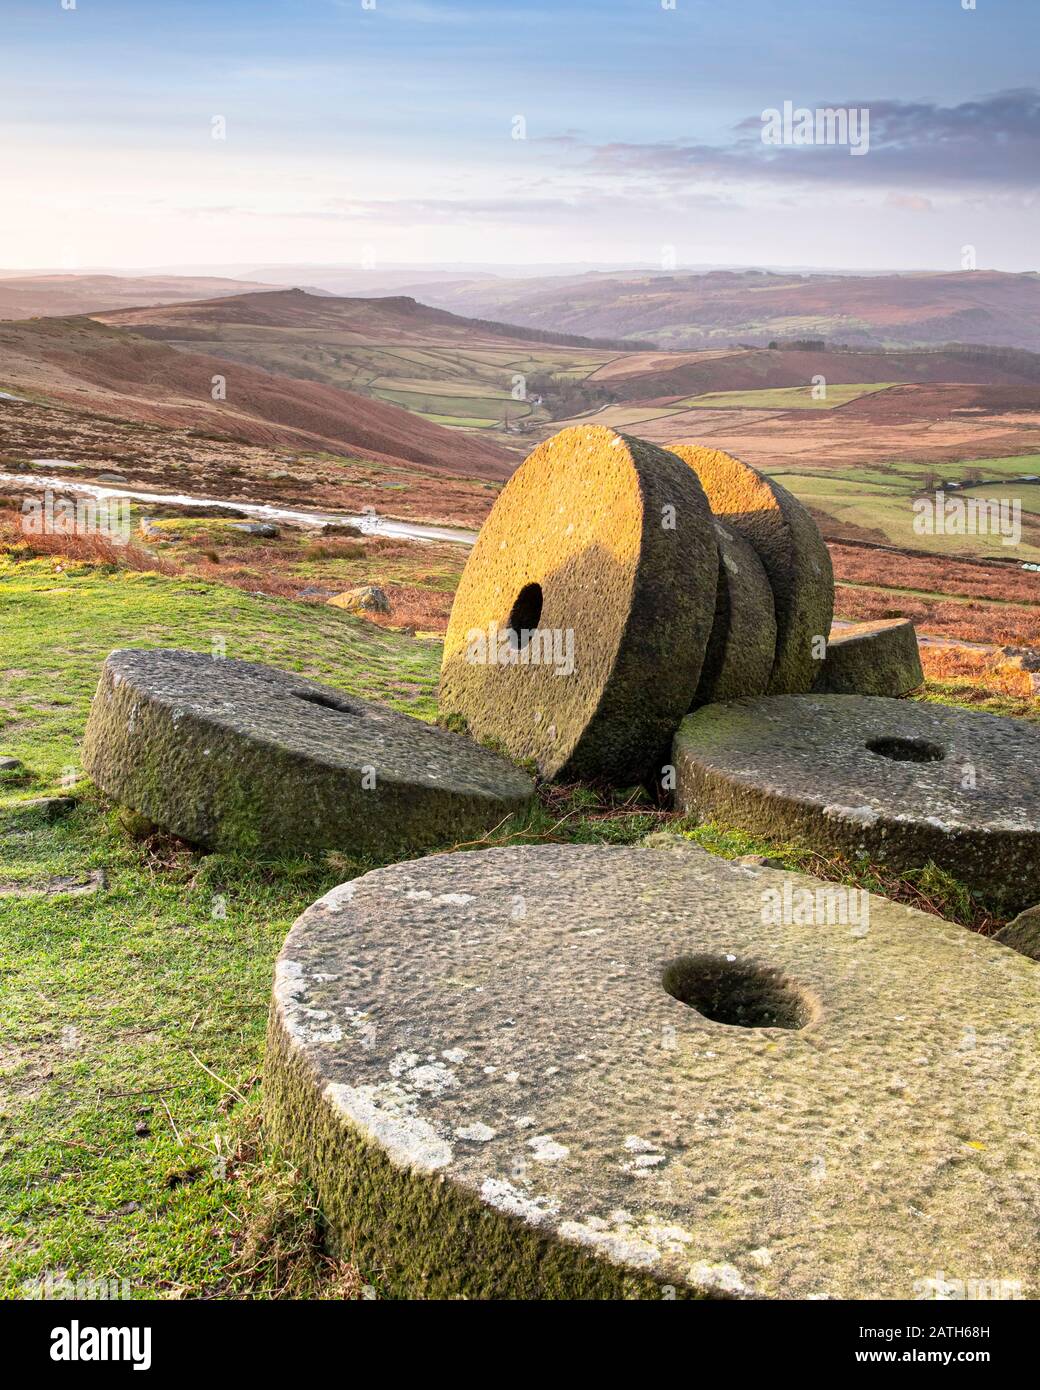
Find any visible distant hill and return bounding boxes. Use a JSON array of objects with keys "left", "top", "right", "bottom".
[
  {"left": 90, "top": 288, "right": 645, "bottom": 438},
  {"left": 0, "top": 315, "right": 515, "bottom": 480},
  {"left": 405, "top": 269, "right": 1040, "bottom": 353},
  {"left": 97, "top": 286, "right": 652, "bottom": 351},
  {"left": 0, "top": 274, "right": 280, "bottom": 321}
]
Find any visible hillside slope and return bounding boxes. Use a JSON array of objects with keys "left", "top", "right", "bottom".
[
  {"left": 92, "top": 288, "right": 637, "bottom": 436},
  {"left": 0, "top": 315, "right": 514, "bottom": 479}
]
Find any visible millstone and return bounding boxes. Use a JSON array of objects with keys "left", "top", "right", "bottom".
[
  {"left": 815, "top": 619, "right": 923, "bottom": 696},
  {"left": 83, "top": 649, "right": 533, "bottom": 857},
  {"left": 264, "top": 842, "right": 1040, "bottom": 1300},
  {"left": 693, "top": 520, "right": 776, "bottom": 706},
  {"left": 667, "top": 444, "right": 833, "bottom": 694},
  {"left": 439, "top": 426, "right": 718, "bottom": 782},
  {"left": 674, "top": 694, "right": 1040, "bottom": 912}
]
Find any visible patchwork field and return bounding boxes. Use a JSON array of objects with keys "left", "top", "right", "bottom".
[{"left": 676, "top": 383, "right": 899, "bottom": 410}]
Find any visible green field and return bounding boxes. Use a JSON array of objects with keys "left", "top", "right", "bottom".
[
  {"left": 680, "top": 383, "right": 898, "bottom": 411},
  {"left": 770, "top": 454, "right": 1040, "bottom": 562}
]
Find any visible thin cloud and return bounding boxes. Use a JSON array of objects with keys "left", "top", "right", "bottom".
[{"left": 565, "top": 89, "right": 1040, "bottom": 190}]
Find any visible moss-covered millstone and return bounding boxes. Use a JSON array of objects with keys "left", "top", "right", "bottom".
[
  {"left": 82, "top": 649, "right": 533, "bottom": 857},
  {"left": 693, "top": 520, "right": 776, "bottom": 706},
  {"left": 667, "top": 444, "right": 833, "bottom": 694},
  {"left": 675, "top": 694, "right": 1040, "bottom": 913},
  {"left": 439, "top": 426, "right": 718, "bottom": 781},
  {"left": 264, "top": 842, "right": 1040, "bottom": 1299},
  {"left": 815, "top": 619, "right": 923, "bottom": 696}
]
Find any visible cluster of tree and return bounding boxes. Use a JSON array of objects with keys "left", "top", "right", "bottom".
[
  {"left": 767, "top": 338, "right": 827, "bottom": 351},
  {"left": 523, "top": 370, "right": 616, "bottom": 418},
  {"left": 938, "top": 343, "right": 1040, "bottom": 382}
]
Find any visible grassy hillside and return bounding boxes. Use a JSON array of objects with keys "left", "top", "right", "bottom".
[{"left": 0, "top": 552, "right": 1032, "bottom": 1299}]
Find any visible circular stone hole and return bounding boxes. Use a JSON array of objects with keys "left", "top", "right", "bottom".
[
  {"left": 507, "top": 582, "right": 544, "bottom": 652},
  {"left": 293, "top": 689, "right": 357, "bottom": 715},
  {"left": 866, "top": 735, "right": 944, "bottom": 763},
  {"left": 662, "top": 954, "right": 813, "bottom": 1030}
]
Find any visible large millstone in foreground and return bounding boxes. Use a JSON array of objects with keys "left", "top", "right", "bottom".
[
  {"left": 815, "top": 618, "right": 923, "bottom": 696},
  {"left": 83, "top": 649, "right": 533, "bottom": 857},
  {"left": 668, "top": 444, "right": 833, "bottom": 694},
  {"left": 264, "top": 843, "right": 1040, "bottom": 1299},
  {"left": 439, "top": 426, "right": 718, "bottom": 782},
  {"left": 675, "top": 694, "right": 1040, "bottom": 912}
]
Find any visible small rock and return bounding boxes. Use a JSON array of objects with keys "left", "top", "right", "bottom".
[
  {"left": 327, "top": 585, "right": 392, "bottom": 616},
  {"left": 995, "top": 904, "right": 1040, "bottom": 962},
  {"left": 228, "top": 521, "right": 279, "bottom": 538},
  {"left": 0, "top": 756, "right": 25, "bottom": 776},
  {"left": 317, "top": 521, "right": 364, "bottom": 539},
  {"left": 640, "top": 830, "right": 695, "bottom": 850},
  {"left": 736, "top": 853, "right": 787, "bottom": 869},
  {"left": 0, "top": 868, "right": 106, "bottom": 898},
  {"left": 134, "top": 1120, "right": 151, "bottom": 1138},
  {"left": 998, "top": 648, "right": 1040, "bottom": 693},
  {"left": 117, "top": 807, "right": 159, "bottom": 840},
  {"left": 3, "top": 795, "right": 77, "bottom": 820}
]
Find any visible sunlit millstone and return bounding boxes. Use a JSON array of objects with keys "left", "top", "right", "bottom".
[
  {"left": 83, "top": 649, "right": 533, "bottom": 857},
  {"left": 674, "top": 694, "right": 1040, "bottom": 912},
  {"left": 667, "top": 443, "right": 833, "bottom": 694},
  {"left": 439, "top": 426, "right": 718, "bottom": 782},
  {"left": 264, "top": 842, "right": 1040, "bottom": 1299}
]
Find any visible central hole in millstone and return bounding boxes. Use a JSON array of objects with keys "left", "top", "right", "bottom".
[
  {"left": 507, "top": 582, "right": 544, "bottom": 652},
  {"left": 292, "top": 689, "right": 357, "bottom": 715},
  {"left": 866, "top": 735, "right": 944, "bottom": 763},
  {"left": 662, "top": 954, "right": 812, "bottom": 1030}
]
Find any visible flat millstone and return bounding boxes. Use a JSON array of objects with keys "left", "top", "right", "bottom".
[
  {"left": 693, "top": 520, "right": 776, "bottom": 705},
  {"left": 668, "top": 444, "right": 833, "bottom": 694},
  {"left": 674, "top": 694, "right": 1040, "bottom": 912},
  {"left": 815, "top": 619, "right": 923, "bottom": 696},
  {"left": 82, "top": 649, "right": 533, "bottom": 857},
  {"left": 264, "top": 842, "right": 1040, "bottom": 1299},
  {"left": 439, "top": 426, "right": 718, "bottom": 782}
]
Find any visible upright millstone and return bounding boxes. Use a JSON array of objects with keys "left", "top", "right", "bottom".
[
  {"left": 814, "top": 618, "right": 923, "bottom": 696},
  {"left": 693, "top": 520, "right": 777, "bottom": 705},
  {"left": 439, "top": 426, "right": 718, "bottom": 782},
  {"left": 667, "top": 444, "right": 833, "bottom": 694},
  {"left": 83, "top": 649, "right": 533, "bottom": 858},
  {"left": 673, "top": 693, "right": 1040, "bottom": 913},
  {"left": 264, "top": 842, "right": 1040, "bottom": 1300}
]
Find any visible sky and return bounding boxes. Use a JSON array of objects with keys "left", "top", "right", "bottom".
[{"left": 1, "top": 0, "right": 1037, "bottom": 273}]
